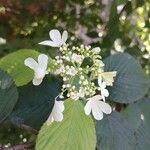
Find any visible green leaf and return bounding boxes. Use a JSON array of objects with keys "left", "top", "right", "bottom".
[
  {"left": 136, "top": 98, "right": 150, "bottom": 129},
  {"left": 0, "top": 49, "right": 54, "bottom": 87},
  {"left": 134, "top": 123, "right": 150, "bottom": 150},
  {"left": 0, "top": 69, "right": 18, "bottom": 122},
  {"left": 0, "top": 49, "right": 39, "bottom": 86},
  {"left": 9, "top": 75, "right": 62, "bottom": 130},
  {"left": 122, "top": 104, "right": 141, "bottom": 130},
  {"left": 96, "top": 111, "right": 135, "bottom": 150},
  {"left": 36, "top": 99, "right": 96, "bottom": 150},
  {"left": 104, "top": 53, "right": 149, "bottom": 103},
  {"left": 124, "top": 98, "right": 150, "bottom": 130},
  {"left": 122, "top": 98, "right": 150, "bottom": 150}
]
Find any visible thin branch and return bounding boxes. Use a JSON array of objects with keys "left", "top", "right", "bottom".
[
  {"left": 0, "top": 142, "right": 34, "bottom": 150},
  {"left": 20, "top": 124, "right": 38, "bottom": 135}
]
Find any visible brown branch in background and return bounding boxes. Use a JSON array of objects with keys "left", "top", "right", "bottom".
[
  {"left": 118, "top": 1, "right": 132, "bottom": 17},
  {"left": 20, "top": 124, "right": 38, "bottom": 135},
  {"left": 74, "top": 5, "right": 100, "bottom": 45},
  {"left": 0, "top": 142, "right": 34, "bottom": 150},
  {"left": 75, "top": 23, "right": 100, "bottom": 45}
]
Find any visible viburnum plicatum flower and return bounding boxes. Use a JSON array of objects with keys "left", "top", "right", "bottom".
[
  {"left": 47, "top": 100, "right": 65, "bottom": 125},
  {"left": 39, "top": 29, "right": 68, "bottom": 47},
  {"left": 98, "top": 80, "right": 109, "bottom": 101},
  {"left": 84, "top": 95, "right": 112, "bottom": 120},
  {"left": 98, "top": 71, "right": 117, "bottom": 86},
  {"left": 24, "top": 54, "right": 48, "bottom": 86}
]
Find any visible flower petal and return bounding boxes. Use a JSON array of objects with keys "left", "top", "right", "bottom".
[
  {"left": 84, "top": 100, "right": 92, "bottom": 115},
  {"left": 98, "top": 101, "right": 112, "bottom": 114},
  {"left": 24, "top": 58, "right": 38, "bottom": 70},
  {"left": 62, "top": 30, "right": 68, "bottom": 43},
  {"left": 92, "top": 108, "right": 103, "bottom": 120},
  {"left": 55, "top": 101, "right": 64, "bottom": 112},
  {"left": 101, "top": 71, "right": 117, "bottom": 86},
  {"left": 49, "top": 29, "right": 62, "bottom": 44},
  {"left": 53, "top": 112, "right": 64, "bottom": 122},
  {"left": 38, "top": 54, "right": 48, "bottom": 70},
  {"left": 103, "top": 89, "right": 109, "bottom": 97},
  {"left": 32, "top": 77, "right": 43, "bottom": 86},
  {"left": 47, "top": 114, "right": 54, "bottom": 125},
  {"left": 98, "top": 79, "right": 106, "bottom": 88},
  {"left": 87, "top": 95, "right": 102, "bottom": 101},
  {"left": 38, "top": 40, "right": 59, "bottom": 47}
]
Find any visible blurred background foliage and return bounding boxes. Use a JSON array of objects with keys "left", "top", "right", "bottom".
[{"left": 0, "top": 0, "right": 149, "bottom": 148}]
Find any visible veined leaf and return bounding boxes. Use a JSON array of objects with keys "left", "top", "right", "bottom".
[
  {"left": 9, "top": 75, "right": 62, "bottom": 130},
  {"left": 36, "top": 99, "right": 96, "bottom": 150},
  {"left": 0, "top": 49, "right": 54, "bottom": 86},
  {"left": 96, "top": 111, "right": 135, "bottom": 150},
  {"left": 0, "top": 69, "right": 18, "bottom": 122},
  {"left": 122, "top": 98, "right": 150, "bottom": 150},
  {"left": 104, "top": 53, "right": 149, "bottom": 103}
]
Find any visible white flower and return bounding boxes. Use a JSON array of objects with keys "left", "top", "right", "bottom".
[
  {"left": 47, "top": 100, "right": 64, "bottom": 125},
  {"left": 98, "top": 80, "right": 109, "bottom": 101},
  {"left": 70, "top": 91, "right": 80, "bottom": 100},
  {"left": 70, "top": 89, "right": 85, "bottom": 101},
  {"left": 78, "top": 88, "right": 85, "bottom": 98},
  {"left": 99, "top": 71, "right": 117, "bottom": 86},
  {"left": 67, "top": 66, "right": 77, "bottom": 76},
  {"left": 24, "top": 54, "right": 48, "bottom": 86},
  {"left": 71, "top": 53, "right": 83, "bottom": 64},
  {"left": 55, "top": 65, "right": 65, "bottom": 74},
  {"left": 92, "top": 47, "right": 101, "bottom": 54},
  {"left": 38, "top": 29, "right": 68, "bottom": 47},
  {"left": 84, "top": 95, "right": 112, "bottom": 120}
]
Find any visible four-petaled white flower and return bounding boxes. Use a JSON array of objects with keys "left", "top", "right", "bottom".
[
  {"left": 98, "top": 80, "right": 109, "bottom": 101},
  {"left": 39, "top": 29, "right": 68, "bottom": 47},
  {"left": 24, "top": 54, "right": 48, "bottom": 86},
  {"left": 84, "top": 95, "right": 112, "bottom": 120},
  {"left": 47, "top": 100, "right": 65, "bottom": 125},
  {"left": 98, "top": 71, "right": 117, "bottom": 86}
]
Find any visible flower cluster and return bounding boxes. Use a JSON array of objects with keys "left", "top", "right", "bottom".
[{"left": 24, "top": 29, "right": 117, "bottom": 125}]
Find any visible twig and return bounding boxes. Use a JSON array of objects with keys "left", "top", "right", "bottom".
[
  {"left": 20, "top": 124, "right": 38, "bottom": 135},
  {"left": 0, "top": 142, "right": 34, "bottom": 150}
]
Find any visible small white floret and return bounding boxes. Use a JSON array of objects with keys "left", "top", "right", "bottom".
[
  {"left": 71, "top": 53, "right": 83, "bottom": 64},
  {"left": 92, "top": 47, "right": 101, "bottom": 54}
]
